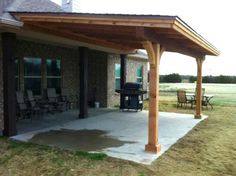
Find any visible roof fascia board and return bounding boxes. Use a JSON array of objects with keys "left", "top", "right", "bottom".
[
  {"left": 173, "top": 18, "right": 220, "bottom": 56},
  {"left": 11, "top": 12, "right": 175, "bottom": 28}
]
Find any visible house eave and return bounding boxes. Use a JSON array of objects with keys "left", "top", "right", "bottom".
[
  {"left": 10, "top": 12, "right": 220, "bottom": 57},
  {"left": 0, "top": 17, "right": 23, "bottom": 28}
]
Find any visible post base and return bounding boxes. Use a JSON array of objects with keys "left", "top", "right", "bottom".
[
  {"left": 2, "top": 129, "right": 17, "bottom": 137},
  {"left": 194, "top": 114, "right": 203, "bottom": 119},
  {"left": 145, "top": 143, "right": 161, "bottom": 153},
  {"left": 79, "top": 114, "right": 88, "bottom": 119}
]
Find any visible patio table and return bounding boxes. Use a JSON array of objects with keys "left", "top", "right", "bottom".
[{"left": 186, "top": 93, "right": 214, "bottom": 110}]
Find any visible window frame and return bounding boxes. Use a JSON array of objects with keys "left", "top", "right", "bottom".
[
  {"left": 136, "top": 65, "right": 143, "bottom": 84},
  {"left": 115, "top": 63, "right": 121, "bottom": 90},
  {"left": 23, "top": 57, "right": 42, "bottom": 95},
  {"left": 15, "top": 58, "right": 20, "bottom": 91},
  {"left": 46, "top": 58, "right": 62, "bottom": 94}
]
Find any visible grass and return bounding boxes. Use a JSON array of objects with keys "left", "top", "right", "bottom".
[
  {"left": 1, "top": 97, "right": 236, "bottom": 175},
  {"left": 75, "top": 151, "right": 107, "bottom": 160},
  {"left": 160, "top": 83, "right": 236, "bottom": 106}
]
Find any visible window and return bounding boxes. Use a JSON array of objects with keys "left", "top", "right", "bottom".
[
  {"left": 115, "top": 63, "right": 121, "bottom": 90},
  {"left": 136, "top": 65, "right": 143, "bottom": 84},
  {"left": 24, "top": 58, "right": 42, "bottom": 95},
  {"left": 15, "top": 59, "right": 20, "bottom": 91},
  {"left": 46, "top": 59, "right": 61, "bottom": 94}
]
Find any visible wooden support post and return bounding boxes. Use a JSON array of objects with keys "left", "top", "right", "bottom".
[
  {"left": 142, "top": 41, "right": 164, "bottom": 153},
  {"left": 79, "top": 47, "right": 89, "bottom": 118},
  {"left": 120, "top": 54, "right": 127, "bottom": 109},
  {"left": 195, "top": 57, "right": 205, "bottom": 119},
  {"left": 1, "top": 33, "right": 17, "bottom": 136}
]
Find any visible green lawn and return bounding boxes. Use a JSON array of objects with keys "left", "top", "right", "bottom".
[
  {"left": 0, "top": 90, "right": 236, "bottom": 175},
  {"left": 160, "top": 83, "right": 236, "bottom": 106}
]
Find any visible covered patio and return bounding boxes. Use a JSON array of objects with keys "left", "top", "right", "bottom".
[
  {"left": 2, "top": 12, "right": 219, "bottom": 155},
  {"left": 12, "top": 109, "right": 207, "bottom": 164}
]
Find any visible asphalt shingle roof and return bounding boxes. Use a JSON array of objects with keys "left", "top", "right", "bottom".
[{"left": 0, "top": 0, "right": 63, "bottom": 22}]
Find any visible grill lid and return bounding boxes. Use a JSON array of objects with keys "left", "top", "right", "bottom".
[{"left": 123, "top": 82, "right": 142, "bottom": 90}]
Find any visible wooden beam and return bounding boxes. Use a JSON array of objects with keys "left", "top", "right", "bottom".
[
  {"left": 143, "top": 41, "right": 165, "bottom": 153},
  {"left": 142, "top": 41, "right": 165, "bottom": 65},
  {"left": 79, "top": 47, "right": 89, "bottom": 119},
  {"left": 1, "top": 33, "right": 17, "bottom": 136},
  {"left": 195, "top": 57, "right": 205, "bottom": 119},
  {"left": 142, "top": 41, "right": 156, "bottom": 65},
  {"left": 24, "top": 23, "right": 135, "bottom": 53}
]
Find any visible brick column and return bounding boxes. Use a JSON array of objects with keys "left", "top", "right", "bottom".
[
  {"left": 1, "top": 32, "right": 17, "bottom": 136},
  {"left": 120, "top": 54, "right": 127, "bottom": 109},
  {"left": 79, "top": 47, "right": 88, "bottom": 118}
]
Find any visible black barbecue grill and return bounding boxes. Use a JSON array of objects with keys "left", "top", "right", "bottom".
[{"left": 116, "top": 82, "right": 147, "bottom": 111}]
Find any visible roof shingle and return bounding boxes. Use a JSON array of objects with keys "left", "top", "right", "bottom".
[{"left": 0, "top": 0, "right": 63, "bottom": 23}]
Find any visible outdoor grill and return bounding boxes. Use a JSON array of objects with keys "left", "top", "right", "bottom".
[{"left": 116, "top": 82, "right": 147, "bottom": 111}]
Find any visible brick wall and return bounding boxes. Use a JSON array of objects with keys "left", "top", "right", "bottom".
[
  {"left": 0, "top": 39, "right": 3, "bottom": 130},
  {"left": 107, "top": 54, "right": 148, "bottom": 107},
  {"left": 15, "top": 40, "right": 80, "bottom": 102},
  {"left": 88, "top": 50, "right": 108, "bottom": 107},
  {"left": 15, "top": 40, "right": 109, "bottom": 107}
]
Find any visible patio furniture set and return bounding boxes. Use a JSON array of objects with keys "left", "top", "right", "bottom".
[
  {"left": 177, "top": 88, "right": 214, "bottom": 110},
  {"left": 16, "top": 88, "right": 70, "bottom": 121}
]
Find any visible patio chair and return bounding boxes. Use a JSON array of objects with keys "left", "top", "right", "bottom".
[
  {"left": 59, "top": 88, "right": 70, "bottom": 110},
  {"left": 177, "top": 90, "right": 194, "bottom": 108},
  {"left": 195, "top": 88, "right": 205, "bottom": 97},
  {"left": 195, "top": 88, "right": 213, "bottom": 110},
  {"left": 46, "top": 88, "right": 66, "bottom": 111},
  {"left": 193, "top": 88, "right": 208, "bottom": 108},
  {"left": 26, "top": 90, "right": 51, "bottom": 115},
  {"left": 16, "top": 91, "right": 31, "bottom": 120}
]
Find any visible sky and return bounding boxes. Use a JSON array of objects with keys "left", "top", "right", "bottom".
[{"left": 51, "top": 0, "right": 236, "bottom": 76}]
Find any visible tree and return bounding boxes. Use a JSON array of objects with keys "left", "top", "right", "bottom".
[
  {"left": 189, "top": 76, "right": 196, "bottom": 83},
  {"left": 163, "top": 73, "right": 182, "bottom": 83}
]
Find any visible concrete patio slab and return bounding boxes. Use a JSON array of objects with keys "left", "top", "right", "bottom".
[{"left": 12, "top": 110, "right": 207, "bottom": 164}]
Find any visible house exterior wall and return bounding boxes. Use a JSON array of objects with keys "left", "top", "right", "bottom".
[
  {"left": 107, "top": 54, "right": 148, "bottom": 107},
  {"left": 0, "top": 39, "right": 3, "bottom": 130},
  {"left": 14, "top": 39, "right": 109, "bottom": 108},
  {"left": 0, "top": 38, "right": 148, "bottom": 131},
  {"left": 88, "top": 50, "right": 108, "bottom": 107},
  {"left": 15, "top": 40, "right": 80, "bottom": 102}
]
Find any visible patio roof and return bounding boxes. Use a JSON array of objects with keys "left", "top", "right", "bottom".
[{"left": 11, "top": 12, "right": 220, "bottom": 57}]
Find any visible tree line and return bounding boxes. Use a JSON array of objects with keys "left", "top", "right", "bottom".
[{"left": 160, "top": 73, "right": 236, "bottom": 84}]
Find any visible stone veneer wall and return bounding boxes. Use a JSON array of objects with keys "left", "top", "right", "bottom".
[
  {"left": 107, "top": 54, "right": 148, "bottom": 107},
  {"left": 0, "top": 39, "right": 3, "bottom": 130}
]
